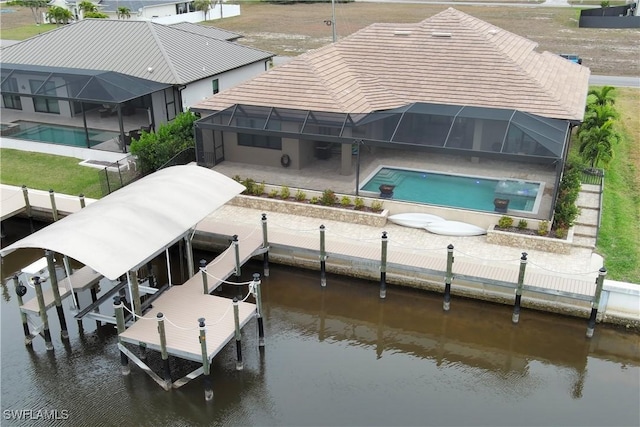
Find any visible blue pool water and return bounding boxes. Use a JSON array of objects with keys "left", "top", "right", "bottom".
[
  {"left": 8, "top": 121, "right": 119, "bottom": 147},
  {"left": 361, "top": 167, "right": 542, "bottom": 213}
]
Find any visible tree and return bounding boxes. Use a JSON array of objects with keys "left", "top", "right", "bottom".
[
  {"left": 46, "top": 5, "right": 73, "bottom": 25},
  {"left": 194, "top": 0, "right": 212, "bottom": 20},
  {"left": 78, "top": 0, "right": 97, "bottom": 14},
  {"left": 117, "top": 6, "right": 131, "bottom": 19},
  {"left": 587, "top": 86, "right": 616, "bottom": 106},
  {"left": 578, "top": 119, "right": 620, "bottom": 168},
  {"left": 7, "top": 0, "right": 50, "bottom": 25},
  {"left": 580, "top": 102, "right": 618, "bottom": 131}
]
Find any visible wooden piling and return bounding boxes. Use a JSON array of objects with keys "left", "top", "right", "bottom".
[
  {"left": 90, "top": 285, "right": 101, "bottom": 330},
  {"left": 12, "top": 275, "right": 32, "bottom": 345},
  {"left": 198, "top": 317, "right": 214, "bottom": 401},
  {"left": 380, "top": 231, "right": 388, "bottom": 299},
  {"left": 45, "top": 250, "right": 68, "bottom": 339},
  {"left": 200, "top": 259, "right": 209, "bottom": 295},
  {"left": 233, "top": 298, "right": 243, "bottom": 370},
  {"left": 254, "top": 273, "right": 265, "bottom": 347},
  {"left": 33, "top": 276, "right": 54, "bottom": 351},
  {"left": 48, "top": 189, "right": 59, "bottom": 222},
  {"left": 319, "top": 225, "right": 327, "bottom": 287},
  {"left": 21, "top": 185, "right": 34, "bottom": 232},
  {"left": 262, "top": 213, "right": 270, "bottom": 277},
  {"left": 512, "top": 252, "right": 528, "bottom": 324},
  {"left": 156, "top": 312, "right": 172, "bottom": 389},
  {"left": 443, "top": 244, "right": 454, "bottom": 311},
  {"left": 586, "top": 267, "right": 607, "bottom": 338},
  {"left": 130, "top": 270, "right": 142, "bottom": 319},
  {"left": 113, "top": 296, "right": 130, "bottom": 375}
]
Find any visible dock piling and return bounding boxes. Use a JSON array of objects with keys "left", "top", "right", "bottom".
[
  {"left": 21, "top": 185, "right": 34, "bottom": 232},
  {"left": 233, "top": 298, "right": 243, "bottom": 370},
  {"left": 380, "top": 231, "right": 388, "bottom": 299},
  {"left": 113, "top": 296, "right": 130, "bottom": 375},
  {"left": 319, "top": 225, "right": 327, "bottom": 287},
  {"left": 33, "top": 276, "right": 54, "bottom": 351},
  {"left": 586, "top": 267, "right": 607, "bottom": 338},
  {"left": 253, "top": 273, "right": 265, "bottom": 347},
  {"left": 233, "top": 235, "right": 241, "bottom": 278},
  {"left": 198, "top": 317, "right": 214, "bottom": 401},
  {"left": 156, "top": 312, "right": 172, "bottom": 389},
  {"left": 262, "top": 213, "right": 270, "bottom": 277},
  {"left": 512, "top": 252, "right": 528, "bottom": 324},
  {"left": 443, "top": 244, "right": 454, "bottom": 311},
  {"left": 184, "top": 234, "right": 195, "bottom": 278},
  {"left": 45, "top": 250, "right": 68, "bottom": 339},
  {"left": 90, "top": 285, "right": 102, "bottom": 330},
  {"left": 200, "top": 259, "right": 209, "bottom": 294},
  {"left": 48, "top": 189, "right": 59, "bottom": 222},
  {"left": 13, "top": 275, "right": 33, "bottom": 346}
]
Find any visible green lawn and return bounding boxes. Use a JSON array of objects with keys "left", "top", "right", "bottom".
[{"left": 0, "top": 149, "right": 103, "bottom": 199}]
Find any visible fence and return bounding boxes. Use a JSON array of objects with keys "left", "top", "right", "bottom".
[
  {"left": 580, "top": 167, "right": 604, "bottom": 185},
  {"left": 99, "top": 148, "right": 196, "bottom": 196}
]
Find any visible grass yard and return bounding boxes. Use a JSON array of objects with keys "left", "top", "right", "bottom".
[{"left": 0, "top": 149, "right": 103, "bottom": 199}]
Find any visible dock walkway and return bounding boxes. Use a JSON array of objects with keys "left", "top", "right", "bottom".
[{"left": 118, "top": 229, "right": 264, "bottom": 363}]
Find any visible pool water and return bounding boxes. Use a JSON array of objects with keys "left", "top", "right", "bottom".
[
  {"left": 8, "top": 121, "right": 119, "bottom": 148},
  {"left": 361, "top": 167, "right": 542, "bottom": 213}
]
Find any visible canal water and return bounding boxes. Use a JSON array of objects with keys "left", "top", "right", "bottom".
[{"left": 1, "top": 218, "right": 639, "bottom": 426}]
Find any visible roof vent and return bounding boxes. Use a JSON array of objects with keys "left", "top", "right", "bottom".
[
  {"left": 431, "top": 32, "right": 452, "bottom": 38},
  {"left": 393, "top": 30, "right": 412, "bottom": 36}
]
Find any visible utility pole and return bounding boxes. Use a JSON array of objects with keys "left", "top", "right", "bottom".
[{"left": 331, "top": 0, "right": 337, "bottom": 42}]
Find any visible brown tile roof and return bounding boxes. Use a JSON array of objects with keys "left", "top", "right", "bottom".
[{"left": 194, "top": 8, "right": 589, "bottom": 121}]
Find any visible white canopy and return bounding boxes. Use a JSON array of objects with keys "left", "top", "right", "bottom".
[{"left": 0, "top": 165, "right": 245, "bottom": 280}]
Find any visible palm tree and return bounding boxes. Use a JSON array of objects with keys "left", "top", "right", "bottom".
[
  {"left": 580, "top": 103, "right": 619, "bottom": 131},
  {"left": 194, "top": 0, "right": 212, "bottom": 21},
  {"left": 117, "top": 6, "right": 131, "bottom": 19},
  {"left": 587, "top": 86, "right": 616, "bottom": 106},
  {"left": 578, "top": 119, "right": 620, "bottom": 168},
  {"left": 46, "top": 6, "right": 73, "bottom": 25},
  {"left": 78, "top": 0, "right": 97, "bottom": 16}
]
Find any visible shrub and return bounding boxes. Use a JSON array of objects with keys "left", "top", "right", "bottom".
[
  {"left": 498, "top": 216, "right": 514, "bottom": 228},
  {"left": 517, "top": 219, "right": 528, "bottom": 229},
  {"left": 354, "top": 197, "right": 365, "bottom": 210},
  {"left": 130, "top": 111, "right": 197, "bottom": 174},
  {"left": 280, "top": 186, "right": 291, "bottom": 199},
  {"left": 320, "top": 189, "right": 337, "bottom": 206},
  {"left": 341, "top": 196, "right": 351, "bottom": 207},
  {"left": 268, "top": 189, "right": 279, "bottom": 198},
  {"left": 253, "top": 181, "right": 266, "bottom": 196},
  {"left": 295, "top": 189, "right": 307, "bottom": 201},
  {"left": 555, "top": 227, "right": 568, "bottom": 239},
  {"left": 370, "top": 200, "right": 384, "bottom": 212},
  {"left": 553, "top": 161, "right": 582, "bottom": 229},
  {"left": 310, "top": 196, "right": 319, "bottom": 204},
  {"left": 241, "top": 177, "right": 255, "bottom": 195},
  {"left": 538, "top": 220, "right": 549, "bottom": 236}
]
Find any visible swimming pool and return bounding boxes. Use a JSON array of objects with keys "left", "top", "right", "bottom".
[
  {"left": 361, "top": 166, "right": 543, "bottom": 213},
  {"left": 7, "top": 121, "right": 119, "bottom": 148}
]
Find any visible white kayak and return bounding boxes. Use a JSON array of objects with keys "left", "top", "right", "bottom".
[
  {"left": 423, "top": 220, "right": 486, "bottom": 236},
  {"left": 388, "top": 213, "right": 446, "bottom": 228}
]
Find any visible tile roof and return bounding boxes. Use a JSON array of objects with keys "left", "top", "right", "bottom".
[
  {"left": 0, "top": 19, "right": 273, "bottom": 85},
  {"left": 194, "top": 8, "right": 590, "bottom": 121}
]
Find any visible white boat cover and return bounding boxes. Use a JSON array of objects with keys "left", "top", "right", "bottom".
[{"left": 0, "top": 165, "right": 245, "bottom": 280}]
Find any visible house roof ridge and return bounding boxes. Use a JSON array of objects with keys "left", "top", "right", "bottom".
[{"left": 146, "top": 21, "right": 183, "bottom": 84}]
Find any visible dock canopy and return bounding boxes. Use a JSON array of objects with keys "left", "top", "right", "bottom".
[{"left": 0, "top": 165, "right": 245, "bottom": 280}]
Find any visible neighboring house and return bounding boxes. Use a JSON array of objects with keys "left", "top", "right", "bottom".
[
  {"left": 191, "top": 8, "right": 590, "bottom": 219},
  {"left": 0, "top": 19, "right": 274, "bottom": 151},
  {"left": 96, "top": 0, "right": 240, "bottom": 24}
]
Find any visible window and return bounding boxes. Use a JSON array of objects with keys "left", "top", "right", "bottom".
[
  {"left": 29, "top": 79, "right": 59, "bottom": 114},
  {"left": 238, "top": 133, "right": 282, "bottom": 150},
  {"left": 164, "top": 88, "right": 177, "bottom": 121},
  {"left": 212, "top": 79, "right": 219, "bottom": 95},
  {"left": 2, "top": 77, "right": 22, "bottom": 110}
]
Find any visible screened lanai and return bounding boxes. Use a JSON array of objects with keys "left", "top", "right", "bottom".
[
  {"left": 195, "top": 102, "right": 572, "bottom": 169},
  {"left": 1, "top": 63, "right": 173, "bottom": 152}
]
